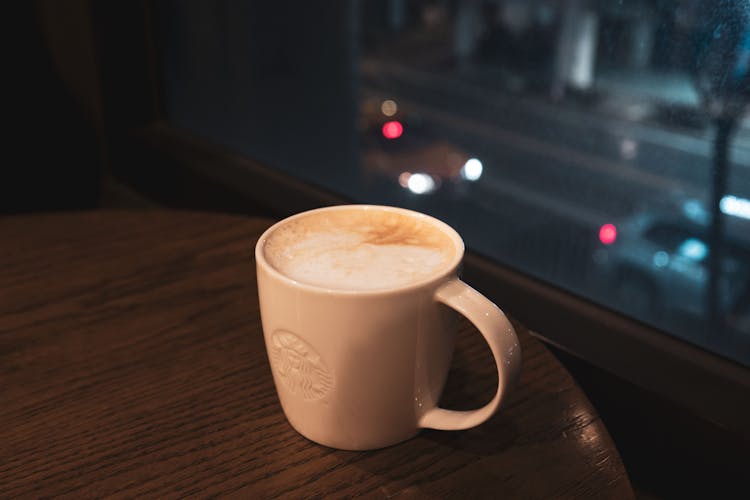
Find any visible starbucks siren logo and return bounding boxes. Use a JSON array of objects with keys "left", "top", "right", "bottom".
[{"left": 270, "top": 330, "right": 333, "bottom": 401}]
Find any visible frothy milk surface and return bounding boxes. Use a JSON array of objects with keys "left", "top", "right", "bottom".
[{"left": 263, "top": 208, "right": 457, "bottom": 291}]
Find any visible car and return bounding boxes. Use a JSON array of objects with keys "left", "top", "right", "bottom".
[
  {"left": 591, "top": 194, "right": 750, "bottom": 321},
  {"left": 359, "top": 96, "right": 481, "bottom": 194}
]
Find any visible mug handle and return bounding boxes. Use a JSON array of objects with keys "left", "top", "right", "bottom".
[{"left": 418, "top": 279, "right": 521, "bottom": 430}]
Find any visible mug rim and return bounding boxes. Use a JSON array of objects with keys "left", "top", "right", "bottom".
[{"left": 255, "top": 204, "right": 465, "bottom": 296}]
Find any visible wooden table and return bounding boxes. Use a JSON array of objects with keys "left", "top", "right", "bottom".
[{"left": 0, "top": 211, "right": 633, "bottom": 498}]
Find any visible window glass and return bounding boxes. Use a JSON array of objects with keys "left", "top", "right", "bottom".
[{"left": 154, "top": 0, "right": 750, "bottom": 366}]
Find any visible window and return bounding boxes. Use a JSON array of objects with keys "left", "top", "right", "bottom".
[{"left": 152, "top": 0, "right": 750, "bottom": 369}]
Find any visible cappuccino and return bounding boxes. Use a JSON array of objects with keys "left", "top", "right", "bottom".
[{"left": 263, "top": 207, "right": 457, "bottom": 291}]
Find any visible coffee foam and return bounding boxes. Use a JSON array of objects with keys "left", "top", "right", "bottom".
[{"left": 263, "top": 208, "right": 457, "bottom": 291}]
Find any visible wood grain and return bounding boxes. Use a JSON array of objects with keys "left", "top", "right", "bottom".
[{"left": 0, "top": 210, "right": 633, "bottom": 498}]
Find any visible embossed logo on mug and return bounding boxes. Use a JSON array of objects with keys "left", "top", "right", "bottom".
[{"left": 270, "top": 330, "right": 334, "bottom": 401}]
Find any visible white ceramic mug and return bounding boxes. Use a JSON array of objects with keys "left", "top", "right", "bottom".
[{"left": 255, "top": 205, "right": 521, "bottom": 450}]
